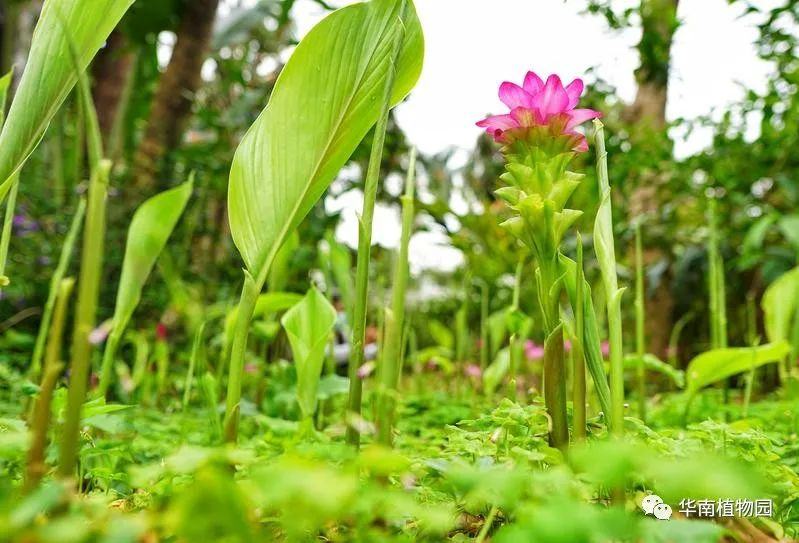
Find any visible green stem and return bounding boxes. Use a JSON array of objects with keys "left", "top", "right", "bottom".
[
  {"left": 58, "top": 160, "right": 110, "bottom": 479},
  {"left": 376, "top": 148, "right": 415, "bottom": 446},
  {"left": 223, "top": 272, "right": 260, "bottom": 443},
  {"left": 0, "top": 174, "right": 19, "bottom": 290},
  {"left": 573, "top": 233, "right": 587, "bottom": 441},
  {"left": 480, "top": 281, "right": 489, "bottom": 370},
  {"left": 593, "top": 119, "right": 625, "bottom": 436},
  {"left": 508, "top": 258, "right": 523, "bottom": 400},
  {"left": 634, "top": 223, "right": 646, "bottom": 422},
  {"left": 345, "top": 0, "right": 408, "bottom": 448},
  {"left": 29, "top": 178, "right": 85, "bottom": 380},
  {"left": 26, "top": 278, "right": 74, "bottom": 492},
  {"left": 475, "top": 505, "right": 499, "bottom": 543},
  {"left": 183, "top": 322, "right": 206, "bottom": 411}
]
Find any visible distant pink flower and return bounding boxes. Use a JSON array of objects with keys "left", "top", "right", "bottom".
[
  {"left": 477, "top": 71, "right": 601, "bottom": 152},
  {"left": 601, "top": 340, "right": 610, "bottom": 358},
  {"left": 464, "top": 364, "right": 482, "bottom": 379},
  {"left": 357, "top": 361, "right": 376, "bottom": 379},
  {"left": 564, "top": 339, "right": 573, "bottom": 353},
  {"left": 244, "top": 363, "right": 258, "bottom": 375},
  {"left": 88, "top": 321, "right": 111, "bottom": 345},
  {"left": 525, "top": 340, "right": 544, "bottom": 360},
  {"left": 155, "top": 322, "right": 168, "bottom": 341}
]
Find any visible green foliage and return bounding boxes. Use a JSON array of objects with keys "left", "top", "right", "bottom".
[
  {"left": 686, "top": 341, "right": 791, "bottom": 395},
  {"left": 0, "top": 0, "right": 134, "bottom": 200},
  {"left": 281, "top": 287, "right": 336, "bottom": 421},
  {"left": 227, "top": 0, "right": 424, "bottom": 286},
  {"left": 762, "top": 266, "right": 799, "bottom": 345}
]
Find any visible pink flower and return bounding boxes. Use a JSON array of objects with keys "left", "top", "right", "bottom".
[
  {"left": 601, "top": 340, "right": 610, "bottom": 358},
  {"left": 476, "top": 71, "right": 601, "bottom": 152},
  {"left": 525, "top": 340, "right": 544, "bottom": 360},
  {"left": 564, "top": 339, "right": 573, "bottom": 353},
  {"left": 155, "top": 322, "right": 168, "bottom": 341},
  {"left": 357, "top": 361, "right": 376, "bottom": 379},
  {"left": 464, "top": 364, "right": 482, "bottom": 379}
]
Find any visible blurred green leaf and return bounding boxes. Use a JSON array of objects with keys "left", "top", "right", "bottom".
[{"left": 686, "top": 341, "right": 791, "bottom": 395}]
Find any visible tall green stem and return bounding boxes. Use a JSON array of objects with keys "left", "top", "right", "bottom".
[
  {"left": 479, "top": 281, "right": 489, "bottom": 370},
  {"left": 0, "top": 175, "right": 18, "bottom": 290},
  {"left": 539, "top": 254, "right": 568, "bottom": 450},
  {"left": 634, "top": 223, "right": 646, "bottom": 422},
  {"left": 376, "top": 148, "right": 415, "bottom": 445},
  {"left": 26, "top": 278, "right": 74, "bottom": 491},
  {"left": 58, "top": 159, "right": 110, "bottom": 478},
  {"left": 345, "top": 0, "right": 408, "bottom": 447},
  {"left": 573, "top": 233, "right": 587, "bottom": 441},
  {"left": 30, "top": 199, "right": 86, "bottom": 380},
  {"left": 508, "top": 258, "right": 523, "bottom": 400},
  {"left": 593, "top": 119, "right": 625, "bottom": 436},
  {"left": 223, "top": 272, "right": 259, "bottom": 443}
]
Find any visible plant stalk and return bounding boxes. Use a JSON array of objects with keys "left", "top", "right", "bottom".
[
  {"left": 593, "top": 119, "right": 625, "bottom": 436},
  {"left": 634, "top": 223, "right": 646, "bottom": 422},
  {"left": 223, "top": 271, "right": 260, "bottom": 443},
  {"left": 376, "top": 148, "right": 415, "bottom": 446},
  {"left": 573, "top": 233, "right": 587, "bottom": 441},
  {"left": 30, "top": 199, "right": 86, "bottom": 380},
  {"left": 345, "top": 0, "right": 408, "bottom": 447},
  {"left": 26, "top": 278, "right": 75, "bottom": 491},
  {"left": 58, "top": 159, "right": 110, "bottom": 478}
]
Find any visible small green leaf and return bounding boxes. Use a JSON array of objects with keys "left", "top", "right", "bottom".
[
  {"left": 483, "top": 348, "right": 510, "bottom": 395},
  {"left": 686, "top": 341, "right": 791, "bottom": 395},
  {"left": 281, "top": 287, "right": 337, "bottom": 419},
  {"left": 111, "top": 179, "right": 194, "bottom": 335}
]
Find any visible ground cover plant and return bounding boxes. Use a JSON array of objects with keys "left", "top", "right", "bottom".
[{"left": 0, "top": 0, "right": 799, "bottom": 541}]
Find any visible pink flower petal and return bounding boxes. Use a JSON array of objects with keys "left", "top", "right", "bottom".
[
  {"left": 523, "top": 71, "right": 544, "bottom": 94},
  {"left": 573, "top": 136, "right": 589, "bottom": 153},
  {"left": 499, "top": 82, "right": 533, "bottom": 109},
  {"left": 533, "top": 75, "right": 569, "bottom": 118},
  {"left": 566, "top": 108, "right": 601, "bottom": 130},
  {"left": 476, "top": 113, "right": 519, "bottom": 141},
  {"left": 565, "top": 79, "right": 584, "bottom": 109}
]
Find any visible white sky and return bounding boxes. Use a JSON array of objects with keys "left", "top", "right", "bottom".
[{"left": 285, "top": 1, "right": 774, "bottom": 272}]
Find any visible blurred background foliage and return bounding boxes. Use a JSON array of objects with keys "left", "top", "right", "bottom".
[{"left": 0, "top": 0, "right": 797, "bottom": 374}]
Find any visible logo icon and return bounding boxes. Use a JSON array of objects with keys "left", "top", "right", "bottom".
[{"left": 641, "top": 494, "right": 671, "bottom": 520}]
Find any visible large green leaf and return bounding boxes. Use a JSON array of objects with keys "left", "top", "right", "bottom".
[
  {"left": 762, "top": 266, "right": 799, "bottom": 344},
  {"left": 685, "top": 341, "right": 791, "bottom": 395},
  {"left": 281, "top": 287, "right": 337, "bottom": 419},
  {"left": 228, "top": 0, "right": 424, "bottom": 286},
  {"left": 0, "top": 0, "right": 134, "bottom": 200},
  {"left": 112, "top": 180, "right": 193, "bottom": 334}
]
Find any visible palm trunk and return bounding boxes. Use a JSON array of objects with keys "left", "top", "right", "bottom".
[
  {"left": 134, "top": 0, "right": 219, "bottom": 193},
  {"left": 624, "top": 0, "right": 679, "bottom": 359}
]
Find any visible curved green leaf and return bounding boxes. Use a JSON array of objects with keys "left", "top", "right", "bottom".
[
  {"left": 559, "top": 254, "right": 612, "bottom": 417},
  {"left": 686, "top": 341, "right": 791, "bottom": 395},
  {"left": 0, "top": 0, "right": 134, "bottom": 200},
  {"left": 113, "top": 180, "right": 193, "bottom": 333},
  {"left": 483, "top": 348, "right": 510, "bottom": 395},
  {"left": 762, "top": 266, "right": 799, "bottom": 344},
  {"left": 228, "top": 0, "right": 424, "bottom": 286},
  {"left": 281, "top": 287, "right": 337, "bottom": 419},
  {"left": 623, "top": 353, "right": 685, "bottom": 388}
]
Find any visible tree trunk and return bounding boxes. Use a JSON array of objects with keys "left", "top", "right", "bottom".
[
  {"left": 92, "top": 29, "right": 136, "bottom": 160},
  {"left": 134, "top": 0, "right": 219, "bottom": 193},
  {"left": 624, "top": 0, "right": 679, "bottom": 359}
]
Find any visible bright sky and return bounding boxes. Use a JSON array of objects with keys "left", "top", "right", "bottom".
[{"left": 288, "top": 1, "right": 774, "bottom": 272}]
